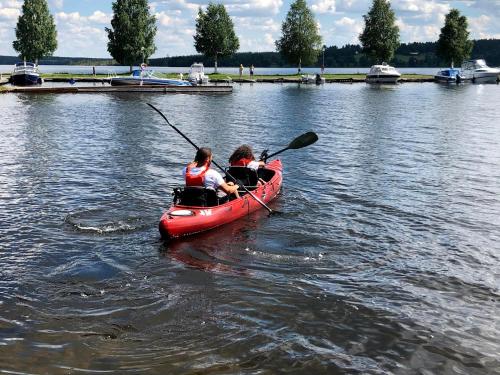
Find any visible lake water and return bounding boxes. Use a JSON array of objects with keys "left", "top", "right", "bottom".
[{"left": 0, "top": 82, "right": 499, "bottom": 374}]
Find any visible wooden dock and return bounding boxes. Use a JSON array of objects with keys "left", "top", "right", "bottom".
[{"left": 0, "top": 84, "right": 233, "bottom": 94}]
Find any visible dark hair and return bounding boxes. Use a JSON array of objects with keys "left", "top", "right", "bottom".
[
  {"left": 229, "top": 144, "right": 255, "bottom": 164},
  {"left": 194, "top": 147, "right": 212, "bottom": 165}
]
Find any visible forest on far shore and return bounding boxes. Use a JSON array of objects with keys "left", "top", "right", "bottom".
[{"left": 1, "top": 39, "right": 499, "bottom": 68}]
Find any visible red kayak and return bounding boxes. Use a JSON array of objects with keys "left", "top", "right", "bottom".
[{"left": 159, "top": 159, "right": 283, "bottom": 239}]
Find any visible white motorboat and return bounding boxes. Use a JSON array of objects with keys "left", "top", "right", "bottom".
[
  {"left": 9, "top": 61, "right": 43, "bottom": 86},
  {"left": 460, "top": 59, "right": 500, "bottom": 84},
  {"left": 301, "top": 74, "right": 325, "bottom": 85},
  {"left": 366, "top": 63, "right": 401, "bottom": 84},
  {"left": 188, "top": 63, "right": 209, "bottom": 85},
  {"left": 110, "top": 69, "right": 192, "bottom": 86}
]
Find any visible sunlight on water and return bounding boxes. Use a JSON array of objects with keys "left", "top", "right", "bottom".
[{"left": 1, "top": 83, "right": 499, "bottom": 374}]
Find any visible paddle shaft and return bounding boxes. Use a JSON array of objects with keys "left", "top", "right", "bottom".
[
  {"left": 265, "top": 147, "right": 289, "bottom": 160},
  {"left": 147, "top": 103, "right": 277, "bottom": 215}
]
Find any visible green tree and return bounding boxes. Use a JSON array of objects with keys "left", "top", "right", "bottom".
[
  {"left": 194, "top": 3, "right": 239, "bottom": 73},
  {"left": 275, "top": 0, "right": 322, "bottom": 73},
  {"left": 436, "top": 9, "right": 473, "bottom": 67},
  {"left": 106, "top": 0, "right": 157, "bottom": 72},
  {"left": 359, "top": 0, "right": 400, "bottom": 63},
  {"left": 12, "top": 0, "right": 57, "bottom": 63}
]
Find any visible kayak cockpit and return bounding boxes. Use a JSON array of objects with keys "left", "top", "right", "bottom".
[{"left": 172, "top": 166, "right": 277, "bottom": 208}]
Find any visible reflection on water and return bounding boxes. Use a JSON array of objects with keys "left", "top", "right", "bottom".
[{"left": 0, "top": 83, "right": 500, "bottom": 374}]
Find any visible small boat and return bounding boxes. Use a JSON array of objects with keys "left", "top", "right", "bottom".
[
  {"left": 301, "top": 74, "right": 325, "bottom": 85},
  {"left": 188, "top": 63, "right": 209, "bottom": 85},
  {"left": 9, "top": 61, "right": 42, "bottom": 86},
  {"left": 434, "top": 68, "right": 461, "bottom": 83},
  {"left": 110, "top": 68, "right": 192, "bottom": 86},
  {"left": 366, "top": 63, "right": 401, "bottom": 84},
  {"left": 460, "top": 59, "right": 500, "bottom": 83},
  {"left": 159, "top": 160, "right": 283, "bottom": 239}
]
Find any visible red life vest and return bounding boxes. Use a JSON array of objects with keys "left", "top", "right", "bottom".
[
  {"left": 230, "top": 157, "right": 253, "bottom": 167},
  {"left": 185, "top": 162, "right": 209, "bottom": 186}
]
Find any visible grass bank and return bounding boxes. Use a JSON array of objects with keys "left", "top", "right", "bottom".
[{"left": 39, "top": 72, "right": 432, "bottom": 79}]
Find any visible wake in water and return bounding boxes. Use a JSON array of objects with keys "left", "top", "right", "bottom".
[{"left": 64, "top": 206, "right": 154, "bottom": 234}]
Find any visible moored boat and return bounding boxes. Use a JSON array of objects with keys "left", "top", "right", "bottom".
[
  {"left": 110, "top": 68, "right": 192, "bottom": 86},
  {"left": 9, "top": 61, "right": 42, "bottom": 86},
  {"left": 159, "top": 159, "right": 283, "bottom": 239},
  {"left": 301, "top": 74, "right": 325, "bottom": 85},
  {"left": 434, "top": 68, "right": 460, "bottom": 83},
  {"left": 460, "top": 59, "right": 500, "bottom": 83},
  {"left": 188, "top": 63, "right": 209, "bottom": 85},
  {"left": 366, "top": 63, "right": 401, "bottom": 84}
]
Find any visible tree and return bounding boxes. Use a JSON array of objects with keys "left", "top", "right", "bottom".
[
  {"left": 436, "top": 9, "right": 473, "bottom": 67},
  {"left": 359, "top": 0, "right": 400, "bottom": 64},
  {"left": 275, "top": 0, "right": 322, "bottom": 73},
  {"left": 194, "top": 3, "right": 239, "bottom": 74},
  {"left": 106, "top": 0, "right": 157, "bottom": 72},
  {"left": 12, "top": 0, "right": 57, "bottom": 63}
]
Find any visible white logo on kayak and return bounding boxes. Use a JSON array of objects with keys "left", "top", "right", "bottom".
[{"left": 199, "top": 209, "right": 212, "bottom": 216}]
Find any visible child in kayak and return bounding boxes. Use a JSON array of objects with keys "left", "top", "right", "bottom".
[{"left": 184, "top": 147, "right": 239, "bottom": 199}]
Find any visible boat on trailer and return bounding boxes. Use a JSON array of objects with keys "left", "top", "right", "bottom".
[{"left": 159, "top": 159, "right": 283, "bottom": 239}]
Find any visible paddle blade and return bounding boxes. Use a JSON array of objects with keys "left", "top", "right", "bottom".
[{"left": 288, "top": 131, "right": 319, "bottom": 150}]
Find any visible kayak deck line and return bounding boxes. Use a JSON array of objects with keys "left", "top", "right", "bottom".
[{"left": 0, "top": 85, "right": 233, "bottom": 94}]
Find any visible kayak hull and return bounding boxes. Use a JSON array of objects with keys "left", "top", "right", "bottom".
[{"left": 159, "top": 159, "right": 283, "bottom": 239}]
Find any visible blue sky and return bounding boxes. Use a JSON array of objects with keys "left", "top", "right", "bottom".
[{"left": 1, "top": 0, "right": 499, "bottom": 58}]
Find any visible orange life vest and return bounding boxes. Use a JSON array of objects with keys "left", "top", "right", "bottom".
[
  {"left": 230, "top": 157, "right": 253, "bottom": 167},
  {"left": 185, "top": 162, "right": 209, "bottom": 186}
]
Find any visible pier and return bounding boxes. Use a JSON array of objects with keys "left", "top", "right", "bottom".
[{"left": 0, "top": 84, "right": 233, "bottom": 94}]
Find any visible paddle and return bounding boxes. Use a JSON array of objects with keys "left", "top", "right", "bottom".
[
  {"left": 263, "top": 131, "right": 319, "bottom": 161},
  {"left": 147, "top": 103, "right": 279, "bottom": 215}
]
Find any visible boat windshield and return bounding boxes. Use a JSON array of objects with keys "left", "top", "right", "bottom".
[
  {"left": 132, "top": 69, "right": 155, "bottom": 78},
  {"left": 15, "top": 62, "right": 35, "bottom": 67},
  {"left": 190, "top": 64, "right": 204, "bottom": 73},
  {"left": 13, "top": 64, "right": 38, "bottom": 73},
  {"left": 474, "top": 59, "right": 487, "bottom": 68},
  {"left": 441, "top": 69, "right": 459, "bottom": 76}
]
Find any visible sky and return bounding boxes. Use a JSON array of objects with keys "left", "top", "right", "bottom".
[{"left": 0, "top": 0, "right": 500, "bottom": 58}]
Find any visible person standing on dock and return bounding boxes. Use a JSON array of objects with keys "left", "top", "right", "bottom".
[
  {"left": 92, "top": 66, "right": 96, "bottom": 77},
  {"left": 239, "top": 64, "right": 244, "bottom": 78},
  {"left": 250, "top": 65, "right": 254, "bottom": 78}
]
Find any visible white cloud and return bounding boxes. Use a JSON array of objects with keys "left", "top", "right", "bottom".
[
  {"left": 327, "top": 16, "right": 363, "bottom": 45},
  {"left": 88, "top": 11, "right": 110, "bottom": 24},
  {"left": 52, "top": 0, "right": 63, "bottom": 10},
  {"left": 156, "top": 11, "right": 187, "bottom": 27},
  {"left": 396, "top": 17, "right": 441, "bottom": 42},
  {"left": 468, "top": 14, "right": 500, "bottom": 40},
  {"left": 312, "top": 0, "right": 336, "bottom": 14},
  {"left": 0, "top": 7, "right": 20, "bottom": 20},
  {"left": 226, "top": 0, "right": 284, "bottom": 17}
]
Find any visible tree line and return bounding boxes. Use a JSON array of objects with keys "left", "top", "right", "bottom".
[
  {"left": 9, "top": 0, "right": 488, "bottom": 72},
  {"left": 4, "top": 39, "right": 498, "bottom": 68}
]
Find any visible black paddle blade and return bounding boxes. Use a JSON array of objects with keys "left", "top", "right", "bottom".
[{"left": 288, "top": 131, "right": 319, "bottom": 150}]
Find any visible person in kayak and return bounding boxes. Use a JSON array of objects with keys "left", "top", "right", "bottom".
[
  {"left": 228, "top": 145, "right": 265, "bottom": 170},
  {"left": 184, "top": 147, "right": 240, "bottom": 199}
]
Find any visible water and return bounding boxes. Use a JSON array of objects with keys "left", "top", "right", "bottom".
[
  {"left": 1, "top": 83, "right": 499, "bottom": 374},
  {"left": 0, "top": 64, "right": 438, "bottom": 76}
]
